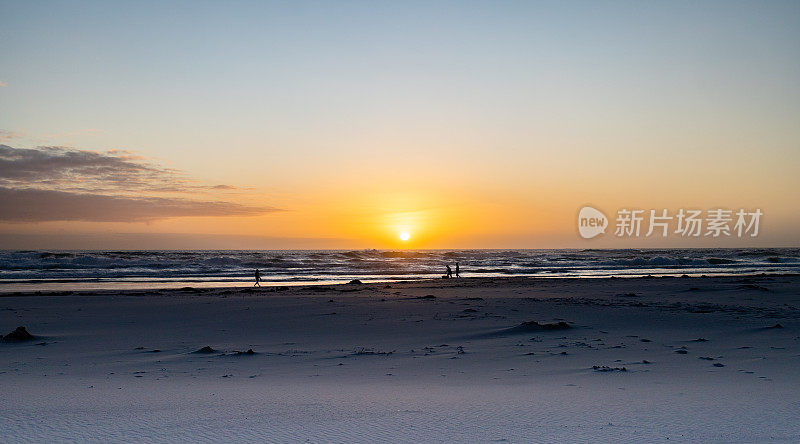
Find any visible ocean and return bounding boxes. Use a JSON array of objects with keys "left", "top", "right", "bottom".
[{"left": 1, "top": 248, "right": 798, "bottom": 292}]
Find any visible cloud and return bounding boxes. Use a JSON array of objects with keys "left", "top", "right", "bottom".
[
  {"left": 0, "top": 144, "right": 170, "bottom": 191},
  {"left": 0, "top": 145, "right": 278, "bottom": 222},
  {"left": 0, "top": 130, "right": 23, "bottom": 142},
  {"left": 0, "top": 144, "right": 238, "bottom": 194},
  {"left": 0, "top": 187, "right": 273, "bottom": 222}
]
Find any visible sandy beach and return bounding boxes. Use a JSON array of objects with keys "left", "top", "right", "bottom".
[
  {"left": 3, "top": 1, "right": 799, "bottom": 442},
  {"left": 2, "top": 275, "right": 798, "bottom": 442}
]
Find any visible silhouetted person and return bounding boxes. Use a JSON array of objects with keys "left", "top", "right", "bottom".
[
  {"left": 456, "top": 262, "right": 460, "bottom": 278},
  {"left": 446, "top": 264, "right": 453, "bottom": 278},
  {"left": 254, "top": 269, "right": 261, "bottom": 287}
]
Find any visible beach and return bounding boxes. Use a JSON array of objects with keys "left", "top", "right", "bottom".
[
  {"left": 3, "top": 1, "right": 799, "bottom": 442},
  {"left": 2, "top": 274, "right": 798, "bottom": 442}
]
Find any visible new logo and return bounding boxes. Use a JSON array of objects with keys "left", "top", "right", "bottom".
[{"left": 578, "top": 206, "right": 608, "bottom": 239}]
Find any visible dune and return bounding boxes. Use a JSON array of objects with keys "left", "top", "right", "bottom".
[
  {"left": 1, "top": 326, "right": 34, "bottom": 342},
  {"left": 194, "top": 346, "right": 217, "bottom": 354},
  {"left": 505, "top": 320, "right": 572, "bottom": 333}
]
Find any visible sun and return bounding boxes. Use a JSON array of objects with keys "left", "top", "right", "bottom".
[{"left": 399, "top": 231, "right": 411, "bottom": 241}]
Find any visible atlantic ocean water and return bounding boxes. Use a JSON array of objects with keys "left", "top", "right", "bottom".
[{"left": 1, "top": 248, "right": 798, "bottom": 292}]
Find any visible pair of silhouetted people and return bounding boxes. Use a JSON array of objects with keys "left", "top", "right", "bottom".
[{"left": 445, "top": 263, "right": 461, "bottom": 278}]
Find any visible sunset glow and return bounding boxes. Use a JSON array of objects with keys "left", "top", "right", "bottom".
[{"left": 0, "top": 2, "right": 797, "bottom": 249}]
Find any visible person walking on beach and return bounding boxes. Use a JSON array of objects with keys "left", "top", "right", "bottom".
[
  {"left": 446, "top": 264, "right": 453, "bottom": 279},
  {"left": 456, "top": 262, "right": 460, "bottom": 278},
  {"left": 254, "top": 269, "right": 261, "bottom": 287}
]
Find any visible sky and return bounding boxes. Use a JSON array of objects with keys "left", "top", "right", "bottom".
[{"left": 1, "top": 0, "right": 798, "bottom": 249}]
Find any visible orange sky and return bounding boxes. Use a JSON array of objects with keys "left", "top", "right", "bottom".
[{"left": 1, "top": 2, "right": 799, "bottom": 249}]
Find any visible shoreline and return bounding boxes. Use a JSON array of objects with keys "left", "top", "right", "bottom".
[{"left": 2, "top": 272, "right": 798, "bottom": 296}]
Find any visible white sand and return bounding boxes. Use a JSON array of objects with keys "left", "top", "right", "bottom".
[{"left": 2, "top": 275, "right": 799, "bottom": 442}]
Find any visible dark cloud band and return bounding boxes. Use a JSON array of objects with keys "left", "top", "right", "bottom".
[
  {"left": 0, "top": 145, "right": 276, "bottom": 222},
  {"left": 0, "top": 187, "right": 275, "bottom": 222}
]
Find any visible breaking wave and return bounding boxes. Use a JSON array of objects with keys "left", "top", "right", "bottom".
[{"left": 0, "top": 248, "right": 798, "bottom": 288}]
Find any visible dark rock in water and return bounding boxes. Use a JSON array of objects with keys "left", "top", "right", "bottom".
[
  {"left": 713, "top": 363, "right": 725, "bottom": 367},
  {"left": 348, "top": 279, "right": 363, "bottom": 285},
  {"left": 416, "top": 295, "right": 436, "bottom": 299},
  {"left": 235, "top": 349, "right": 255, "bottom": 355},
  {"left": 675, "top": 349, "right": 688, "bottom": 354},
  {"left": 195, "top": 346, "right": 216, "bottom": 354},
  {"left": 707, "top": 258, "right": 735, "bottom": 265},
  {"left": 767, "top": 323, "right": 784, "bottom": 329},
  {"left": 640, "top": 338, "right": 651, "bottom": 343},
  {"left": 693, "top": 338, "right": 708, "bottom": 342},
  {"left": 2, "top": 326, "right": 34, "bottom": 342}
]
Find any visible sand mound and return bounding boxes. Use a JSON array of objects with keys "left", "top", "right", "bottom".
[
  {"left": 2, "top": 326, "right": 35, "bottom": 342},
  {"left": 592, "top": 365, "right": 627, "bottom": 372},
  {"left": 351, "top": 347, "right": 393, "bottom": 356},
  {"left": 505, "top": 321, "right": 571, "bottom": 334},
  {"left": 478, "top": 321, "right": 573, "bottom": 338}
]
